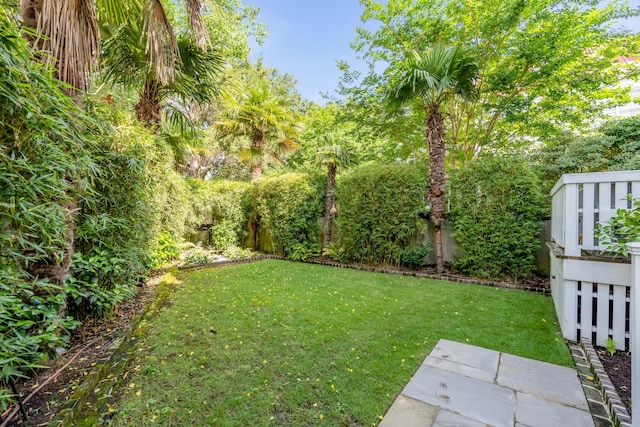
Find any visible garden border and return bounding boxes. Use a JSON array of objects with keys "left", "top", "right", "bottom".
[{"left": 581, "top": 337, "right": 632, "bottom": 427}]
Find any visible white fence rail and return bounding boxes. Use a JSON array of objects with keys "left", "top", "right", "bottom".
[{"left": 550, "top": 171, "right": 640, "bottom": 351}]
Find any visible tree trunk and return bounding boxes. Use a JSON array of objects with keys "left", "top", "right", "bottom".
[
  {"left": 322, "top": 163, "right": 337, "bottom": 250},
  {"left": 135, "top": 80, "right": 163, "bottom": 132},
  {"left": 250, "top": 131, "right": 264, "bottom": 181},
  {"left": 426, "top": 106, "right": 446, "bottom": 273}
]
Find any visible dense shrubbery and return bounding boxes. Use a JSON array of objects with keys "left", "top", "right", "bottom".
[
  {"left": 186, "top": 179, "right": 252, "bottom": 247},
  {"left": 535, "top": 117, "right": 640, "bottom": 192},
  {"left": 253, "top": 173, "right": 325, "bottom": 256},
  {"left": 449, "top": 156, "right": 545, "bottom": 278},
  {"left": 336, "top": 163, "right": 428, "bottom": 265},
  {"left": 0, "top": 11, "right": 94, "bottom": 407}
]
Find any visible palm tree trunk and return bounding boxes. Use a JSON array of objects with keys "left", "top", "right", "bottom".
[
  {"left": 322, "top": 163, "right": 337, "bottom": 249},
  {"left": 250, "top": 132, "right": 264, "bottom": 181},
  {"left": 135, "top": 80, "right": 163, "bottom": 132},
  {"left": 426, "top": 106, "right": 446, "bottom": 273}
]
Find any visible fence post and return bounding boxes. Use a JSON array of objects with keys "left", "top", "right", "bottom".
[{"left": 628, "top": 242, "right": 640, "bottom": 426}]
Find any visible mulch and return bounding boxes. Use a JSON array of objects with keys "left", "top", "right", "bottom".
[{"left": 597, "top": 347, "right": 632, "bottom": 413}]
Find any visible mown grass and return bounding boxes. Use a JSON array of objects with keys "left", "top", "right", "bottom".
[{"left": 112, "top": 260, "right": 571, "bottom": 426}]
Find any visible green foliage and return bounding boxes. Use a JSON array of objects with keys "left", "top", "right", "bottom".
[
  {"left": 0, "top": 7, "right": 93, "bottom": 408},
  {"left": 596, "top": 197, "right": 640, "bottom": 258},
  {"left": 288, "top": 243, "right": 320, "bottom": 262},
  {"left": 322, "top": 243, "right": 349, "bottom": 264},
  {"left": 151, "top": 232, "right": 181, "bottom": 267},
  {"left": 0, "top": 269, "right": 78, "bottom": 405},
  {"left": 186, "top": 178, "right": 252, "bottom": 246},
  {"left": 606, "top": 337, "right": 617, "bottom": 356},
  {"left": 65, "top": 252, "right": 137, "bottom": 321},
  {"left": 449, "top": 156, "right": 545, "bottom": 278},
  {"left": 210, "top": 220, "right": 237, "bottom": 250},
  {"left": 400, "top": 243, "right": 432, "bottom": 269},
  {"left": 253, "top": 173, "right": 325, "bottom": 256},
  {"left": 336, "top": 163, "right": 429, "bottom": 265},
  {"left": 536, "top": 117, "right": 640, "bottom": 192},
  {"left": 222, "top": 246, "right": 254, "bottom": 260},
  {"left": 340, "top": 0, "right": 639, "bottom": 163},
  {"left": 183, "top": 246, "right": 220, "bottom": 265}
]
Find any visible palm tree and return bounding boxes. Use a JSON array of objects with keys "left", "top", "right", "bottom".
[
  {"left": 101, "top": 25, "right": 222, "bottom": 132},
  {"left": 386, "top": 45, "right": 479, "bottom": 273},
  {"left": 217, "top": 73, "right": 301, "bottom": 181},
  {"left": 314, "top": 133, "right": 353, "bottom": 250}
]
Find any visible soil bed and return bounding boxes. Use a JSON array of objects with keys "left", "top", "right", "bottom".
[
  {"left": 2, "top": 279, "right": 158, "bottom": 427},
  {"left": 597, "top": 347, "right": 631, "bottom": 413}
]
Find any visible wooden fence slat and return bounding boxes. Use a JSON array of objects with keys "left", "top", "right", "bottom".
[
  {"left": 612, "top": 285, "right": 626, "bottom": 349},
  {"left": 615, "top": 181, "right": 628, "bottom": 209},
  {"left": 580, "top": 281, "right": 593, "bottom": 341},
  {"left": 565, "top": 280, "right": 578, "bottom": 342},
  {"left": 596, "top": 284, "right": 610, "bottom": 347},
  {"left": 581, "top": 183, "right": 595, "bottom": 249}
]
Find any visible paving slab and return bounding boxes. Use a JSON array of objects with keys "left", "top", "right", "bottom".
[
  {"left": 382, "top": 339, "right": 598, "bottom": 427},
  {"left": 515, "top": 392, "right": 595, "bottom": 427},
  {"left": 497, "top": 353, "right": 588, "bottom": 410},
  {"left": 402, "top": 364, "right": 515, "bottom": 427},
  {"left": 378, "top": 395, "right": 438, "bottom": 427},
  {"left": 428, "top": 339, "right": 500, "bottom": 373},
  {"left": 432, "top": 409, "right": 488, "bottom": 426}
]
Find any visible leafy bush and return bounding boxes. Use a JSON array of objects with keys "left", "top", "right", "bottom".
[
  {"left": 596, "top": 197, "right": 640, "bottom": 258},
  {"left": 289, "top": 243, "right": 321, "bottom": 261},
  {"left": 222, "top": 246, "right": 254, "bottom": 260},
  {"left": 0, "top": 8, "right": 92, "bottom": 409},
  {"left": 322, "top": 243, "right": 349, "bottom": 264},
  {"left": 336, "top": 163, "right": 428, "bottom": 265},
  {"left": 253, "top": 173, "right": 325, "bottom": 256},
  {"left": 449, "top": 156, "right": 545, "bottom": 278},
  {"left": 186, "top": 179, "right": 252, "bottom": 246},
  {"left": 183, "top": 246, "right": 220, "bottom": 265},
  {"left": 151, "top": 232, "right": 181, "bottom": 267},
  {"left": 210, "top": 220, "right": 237, "bottom": 250},
  {"left": 65, "top": 252, "right": 137, "bottom": 320},
  {"left": 400, "top": 243, "right": 432, "bottom": 269}
]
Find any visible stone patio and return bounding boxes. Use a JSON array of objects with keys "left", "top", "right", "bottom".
[{"left": 380, "top": 339, "right": 595, "bottom": 427}]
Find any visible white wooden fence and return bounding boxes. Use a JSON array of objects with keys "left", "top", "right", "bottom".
[{"left": 550, "top": 170, "right": 640, "bottom": 351}]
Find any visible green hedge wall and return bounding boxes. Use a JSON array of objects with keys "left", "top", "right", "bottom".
[
  {"left": 253, "top": 173, "right": 325, "bottom": 256},
  {"left": 448, "top": 155, "right": 545, "bottom": 278},
  {"left": 336, "top": 163, "right": 428, "bottom": 265}
]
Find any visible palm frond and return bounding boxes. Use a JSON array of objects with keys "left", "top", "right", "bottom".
[
  {"left": 142, "top": 0, "right": 181, "bottom": 85},
  {"left": 37, "top": 0, "right": 99, "bottom": 94},
  {"left": 185, "top": 0, "right": 209, "bottom": 50}
]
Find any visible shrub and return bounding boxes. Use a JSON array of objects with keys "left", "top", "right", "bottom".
[
  {"left": 186, "top": 179, "right": 252, "bottom": 246},
  {"left": 596, "top": 197, "right": 640, "bottom": 258},
  {"left": 253, "top": 173, "right": 325, "bottom": 256},
  {"left": 336, "top": 163, "right": 428, "bottom": 265},
  {"left": 65, "top": 252, "right": 137, "bottom": 321},
  {"left": 322, "top": 243, "right": 348, "bottom": 264},
  {"left": 400, "top": 243, "right": 432, "bottom": 269},
  {"left": 449, "top": 155, "right": 545, "bottom": 278},
  {"left": 289, "top": 243, "right": 321, "bottom": 261},
  {"left": 210, "top": 220, "right": 237, "bottom": 250},
  {"left": 222, "top": 246, "right": 254, "bottom": 260}
]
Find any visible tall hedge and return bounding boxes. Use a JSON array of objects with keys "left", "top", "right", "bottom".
[
  {"left": 186, "top": 178, "right": 252, "bottom": 246},
  {"left": 336, "top": 163, "right": 428, "bottom": 265},
  {"left": 253, "top": 173, "right": 325, "bottom": 255},
  {"left": 448, "top": 155, "right": 545, "bottom": 278}
]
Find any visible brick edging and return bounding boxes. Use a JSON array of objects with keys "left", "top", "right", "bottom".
[
  {"left": 299, "top": 258, "right": 550, "bottom": 294},
  {"left": 581, "top": 338, "right": 632, "bottom": 427},
  {"left": 173, "top": 254, "right": 548, "bottom": 294}
]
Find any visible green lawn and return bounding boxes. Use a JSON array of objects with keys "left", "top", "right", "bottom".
[{"left": 112, "top": 260, "right": 571, "bottom": 426}]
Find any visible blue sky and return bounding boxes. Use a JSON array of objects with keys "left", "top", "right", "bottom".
[{"left": 248, "top": 0, "right": 640, "bottom": 104}]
